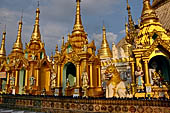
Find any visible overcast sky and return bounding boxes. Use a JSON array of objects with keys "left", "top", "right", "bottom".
[{"left": 0, "top": 0, "right": 143, "bottom": 56}]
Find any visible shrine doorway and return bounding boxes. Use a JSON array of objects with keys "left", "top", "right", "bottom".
[
  {"left": 148, "top": 55, "right": 170, "bottom": 83},
  {"left": 62, "top": 62, "right": 76, "bottom": 96},
  {"left": 19, "top": 68, "right": 26, "bottom": 94}
]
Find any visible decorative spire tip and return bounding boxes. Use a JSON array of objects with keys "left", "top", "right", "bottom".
[
  {"left": 76, "top": 0, "right": 81, "bottom": 2},
  {"left": 38, "top": 0, "right": 40, "bottom": 7}
]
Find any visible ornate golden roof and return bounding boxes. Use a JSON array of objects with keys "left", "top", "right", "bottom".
[
  {"left": 31, "top": 7, "right": 41, "bottom": 42},
  {"left": 65, "top": 0, "right": 89, "bottom": 53},
  {"left": 12, "top": 17, "right": 23, "bottom": 53},
  {"left": 98, "top": 25, "right": 112, "bottom": 59},
  {"left": 0, "top": 31, "right": 6, "bottom": 58},
  {"left": 137, "top": 0, "right": 169, "bottom": 46},
  {"left": 141, "top": 0, "right": 159, "bottom": 25},
  {"left": 72, "top": 0, "right": 85, "bottom": 34}
]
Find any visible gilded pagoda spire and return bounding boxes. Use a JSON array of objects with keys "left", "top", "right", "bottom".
[
  {"left": 72, "top": 0, "right": 85, "bottom": 34},
  {"left": 126, "top": 0, "right": 135, "bottom": 30},
  {"left": 31, "top": 4, "right": 41, "bottom": 42},
  {"left": 141, "top": 0, "right": 159, "bottom": 24},
  {"left": 98, "top": 25, "right": 112, "bottom": 59},
  {"left": 0, "top": 28, "right": 6, "bottom": 58},
  {"left": 125, "top": 0, "right": 138, "bottom": 45},
  {"left": 55, "top": 44, "right": 58, "bottom": 52},
  {"left": 12, "top": 16, "right": 23, "bottom": 53}
]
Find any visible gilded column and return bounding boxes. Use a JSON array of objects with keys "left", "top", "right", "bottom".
[
  {"left": 6, "top": 72, "right": 10, "bottom": 85},
  {"left": 130, "top": 60, "right": 135, "bottom": 95},
  {"left": 25, "top": 70, "right": 28, "bottom": 87},
  {"left": 131, "top": 62, "right": 135, "bottom": 84},
  {"left": 36, "top": 69, "right": 39, "bottom": 87},
  {"left": 98, "top": 66, "right": 101, "bottom": 87},
  {"left": 143, "top": 58, "right": 152, "bottom": 96},
  {"left": 89, "top": 63, "right": 93, "bottom": 87},
  {"left": 15, "top": 70, "right": 19, "bottom": 86},
  {"left": 57, "top": 65, "right": 61, "bottom": 87},
  {"left": 76, "top": 64, "right": 80, "bottom": 87},
  {"left": 144, "top": 59, "right": 150, "bottom": 85}
]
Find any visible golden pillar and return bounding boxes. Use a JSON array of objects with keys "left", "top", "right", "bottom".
[
  {"left": 76, "top": 64, "right": 80, "bottom": 87},
  {"left": 36, "top": 69, "right": 39, "bottom": 87},
  {"left": 15, "top": 70, "right": 19, "bottom": 87},
  {"left": 89, "top": 63, "right": 93, "bottom": 88},
  {"left": 98, "top": 66, "right": 101, "bottom": 87},
  {"left": 15, "top": 70, "right": 19, "bottom": 93},
  {"left": 6, "top": 72, "right": 10, "bottom": 85},
  {"left": 143, "top": 58, "right": 152, "bottom": 97},
  {"left": 25, "top": 70, "right": 28, "bottom": 87},
  {"left": 130, "top": 61, "right": 136, "bottom": 95},
  {"left": 57, "top": 65, "right": 61, "bottom": 87},
  {"left": 6, "top": 72, "right": 10, "bottom": 92},
  {"left": 144, "top": 59, "right": 150, "bottom": 85}
]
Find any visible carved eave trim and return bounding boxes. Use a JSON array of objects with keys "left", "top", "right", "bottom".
[
  {"left": 19, "top": 55, "right": 29, "bottom": 67},
  {"left": 39, "top": 57, "right": 52, "bottom": 69},
  {"left": 143, "top": 37, "right": 170, "bottom": 57},
  {"left": 87, "top": 40, "right": 96, "bottom": 50},
  {"left": 0, "top": 62, "right": 6, "bottom": 72}
]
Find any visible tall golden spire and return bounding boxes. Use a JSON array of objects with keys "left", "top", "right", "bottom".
[
  {"left": 125, "top": 0, "right": 137, "bottom": 45},
  {"left": 55, "top": 44, "right": 58, "bottom": 52},
  {"left": 126, "top": 0, "right": 135, "bottom": 30},
  {"left": 141, "top": 0, "right": 159, "bottom": 24},
  {"left": 72, "top": 0, "right": 85, "bottom": 34},
  {"left": 0, "top": 28, "right": 6, "bottom": 58},
  {"left": 31, "top": 3, "right": 41, "bottom": 42},
  {"left": 12, "top": 16, "right": 23, "bottom": 53},
  {"left": 61, "top": 37, "right": 65, "bottom": 51},
  {"left": 98, "top": 25, "right": 112, "bottom": 59}
]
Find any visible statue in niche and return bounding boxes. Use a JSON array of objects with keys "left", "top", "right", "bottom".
[
  {"left": 10, "top": 76, "right": 15, "bottom": 87},
  {"left": 135, "top": 66, "right": 144, "bottom": 92},
  {"left": 29, "top": 76, "right": 35, "bottom": 89},
  {"left": 68, "top": 74, "right": 76, "bottom": 87},
  {"left": 149, "top": 62, "right": 157, "bottom": 85},
  {"left": 81, "top": 68, "right": 89, "bottom": 98},
  {"left": 51, "top": 73, "right": 56, "bottom": 89},
  {"left": 152, "top": 70, "right": 163, "bottom": 87}
]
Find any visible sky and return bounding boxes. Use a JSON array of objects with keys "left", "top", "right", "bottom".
[{"left": 0, "top": 0, "right": 143, "bottom": 56}]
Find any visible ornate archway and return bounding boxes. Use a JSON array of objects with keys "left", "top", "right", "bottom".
[
  {"left": 149, "top": 55, "right": 170, "bottom": 82},
  {"left": 19, "top": 68, "right": 26, "bottom": 94},
  {"left": 62, "top": 62, "right": 76, "bottom": 96}
]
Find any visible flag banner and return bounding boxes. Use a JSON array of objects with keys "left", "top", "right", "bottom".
[{"left": 0, "top": 72, "right": 6, "bottom": 78}]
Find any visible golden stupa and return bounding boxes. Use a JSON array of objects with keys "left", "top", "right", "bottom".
[{"left": 98, "top": 25, "right": 112, "bottom": 60}]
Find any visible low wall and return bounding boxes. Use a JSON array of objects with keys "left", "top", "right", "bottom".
[{"left": 0, "top": 95, "right": 169, "bottom": 113}]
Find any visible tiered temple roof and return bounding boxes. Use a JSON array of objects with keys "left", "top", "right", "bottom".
[{"left": 152, "top": 0, "right": 170, "bottom": 33}]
